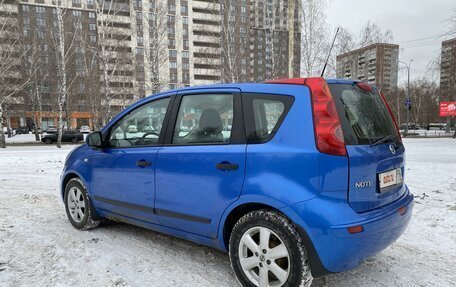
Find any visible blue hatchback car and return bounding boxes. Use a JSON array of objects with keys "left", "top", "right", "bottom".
[{"left": 61, "top": 77, "right": 413, "bottom": 287}]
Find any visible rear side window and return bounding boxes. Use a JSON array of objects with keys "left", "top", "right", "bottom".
[
  {"left": 243, "top": 94, "right": 294, "bottom": 143},
  {"left": 329, "top": 84, "right": 399, "bottom": 145}
]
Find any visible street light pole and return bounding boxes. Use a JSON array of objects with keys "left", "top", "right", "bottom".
[{"left": 398, "top": 59, "right": 413, "bottom": 136}]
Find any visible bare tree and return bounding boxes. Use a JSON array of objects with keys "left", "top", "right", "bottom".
[
  {"left": 50, "top": 2, "right": 81, "bottom": 148},
  {"left": 19, "top": 30, "right": 51, "bottom": 142},
  {"left": 93, "top": 0, "right": 133, "bottom": 124},
  {"left": 358, "top": 21, "right": 393, "bottom": 47},
  {"left": 144, "top": 0, "right": 171, "bottom": 93},
  {"left": 0, "top": 1, "right": 28, "bottom": 148},
  {"left": 300, "top": 0, "right": 330, "bottom": 77}
]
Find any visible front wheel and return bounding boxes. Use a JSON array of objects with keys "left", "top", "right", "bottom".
[
  {"left": 229, "top": 210, "right": 312, "bottom": 287},
  {"left": 64, "top": 178, "right": 100, "bottom": 230}
]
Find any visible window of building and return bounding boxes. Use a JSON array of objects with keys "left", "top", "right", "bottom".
[
  {"left": 89, "top": 23, "right": 96, "bottom": 30},
  {"left": 169, "top": 50, "right": 177, "bottom": 57},
  {"left": 89, "top": 12, "right": 95, "bottom": 18},
  {"left": 22, "top": 5, "right": 29, "bottom": 12},
  {"left": 168, "top": 4, "right": 175, "bottom": 12},
  {"left": 90, "top": 35, "right": 97, "bottom": 42},
  {"left": 181, "top": 5, "right": 188, "bottom": 14},
  {"left": 182, "top": 17, "right": 188, "bottom": 25},
  {"left": 136, "top": 47, "right": 144, "bottom": 55},
  {"left": 72, "top": 10, "right": 82, "bottom": 17},
  {"left": 182, "top": 51, "right": 189, "bottom": 58},
  {"left": 170, "top": 61, "right": 177, "bottom": 69}
]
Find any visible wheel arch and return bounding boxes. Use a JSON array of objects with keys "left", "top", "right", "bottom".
[
  {"left": 61, "top": 171, "right": 88, "bottom": 201},
  {"left": 219, "top": 196, "right": 290, "bottom": 252}
]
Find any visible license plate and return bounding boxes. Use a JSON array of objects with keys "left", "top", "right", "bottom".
[{"left": 379, "top": 168, "right": 403, "bottom": 189}]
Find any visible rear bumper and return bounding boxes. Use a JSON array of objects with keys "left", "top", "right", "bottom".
[{"left": 281, "top": 186, "right": 414, "bottom": 276}]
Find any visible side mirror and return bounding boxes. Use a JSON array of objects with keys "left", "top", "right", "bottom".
[{"left": 86, "top": 131, "right": 103, "bottom": 147}]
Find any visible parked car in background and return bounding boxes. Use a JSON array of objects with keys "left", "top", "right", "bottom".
[
  {"left": 15, "top": 126, "right": 29, "bottom": 134},
  {"left": 62, "top": 78, "right": 413, "bottom": 286},
  {"left": 42, "top": 130, "right": 83, "bottom": 144},
  {"left": 427, "top": 123, "right": 446, "bottom": 130},
  {"left": 1, "top": 127, "right": 14, "bottom": 134},
  {"left": 79, "top": 126, "right": 91, "bottom": 133},
  {"left": 45, "top": 125, "right": 58, "bottom": 134}
]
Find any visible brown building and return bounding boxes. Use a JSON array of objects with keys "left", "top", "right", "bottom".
[
  {"left": 440, "top": 38, "right": 456, "bottom": 99},
  {"left": 1, "top": 0, "right": 302, "bottom": 131},
  {"left": 336, "top": 43, "right": 399, "bottom": 91}
]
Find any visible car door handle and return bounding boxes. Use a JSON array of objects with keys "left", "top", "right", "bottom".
[
  {"left": 216, "top": 162, "right": 239, "bottom": 171},
  {"left": 136, "top": 159, "right": 152, "bottom": 167}
]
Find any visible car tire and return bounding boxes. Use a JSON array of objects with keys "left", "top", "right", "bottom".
[
  {"left": 229, "top": 210, "right": 312, "bottom": 287},
  {"left": 64, "top": 178, "right": 100, "bottom": 230},
  {"left": 71, "top": 138, "right": 78, "bottom": 144},
  {"left": 44, "top": 138, "right": 52, "bottom": 144}
]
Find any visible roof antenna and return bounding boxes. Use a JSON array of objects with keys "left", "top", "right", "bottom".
[{"left": 321, "top": 27, "right": 340, "bottom": 77}]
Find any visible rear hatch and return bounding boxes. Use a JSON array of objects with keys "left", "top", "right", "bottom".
[{"left": 328, "top": 82, "right": 406, "bottom": 213}]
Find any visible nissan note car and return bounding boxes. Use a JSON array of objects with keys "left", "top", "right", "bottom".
[{"left": 61, "top": 78, "right": 414, "bottom": 287}]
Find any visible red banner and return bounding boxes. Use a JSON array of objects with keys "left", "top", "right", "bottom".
[{"left": 440, "top": 102, "right": 456, "bottom": 117}]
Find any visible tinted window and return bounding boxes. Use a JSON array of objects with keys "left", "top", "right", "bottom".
[
  {"left": 108, "top": 98, "right": 170, "bottom": 147},
  {"left": 329, "top": 84, "right": 399, "bottom": 145},
  {"left": 243, "top": 94, "right": 294, "bottom": 143},
  {"left": 173, "top": 94, "right": 233, "bottom": 144}
]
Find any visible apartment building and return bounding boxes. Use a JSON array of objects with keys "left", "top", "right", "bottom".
[
  {"left": 440, "top": 38, "right": 456, "bottom": 97},
  {"left": 336, "top": 43, "right": 399, "bottom": 91},
  {"left": 1, "top": 0, "right": 301, "bottom": 130}
]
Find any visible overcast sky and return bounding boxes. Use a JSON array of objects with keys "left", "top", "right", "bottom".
[{"left": 326, "top": 0, "right": 456, "bottom": 86}]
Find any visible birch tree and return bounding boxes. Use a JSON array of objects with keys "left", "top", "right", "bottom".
[
  {"left": 0, "top": 1, "right": 25, "bottom": 148},
  {"left": 94, "top": 0, "right": 132, "bottom": 124},
  {"left": 300, "top": 0, "right": 330, "bottom": 77},
  {"left": 358, "top": 21, "right": 393, "bottom": 47},
  {"left": 144, "top": 0, "right": 170, "bottom": 93},
  {"left": 20, "top": 34, "right": 50, "bottom": 142},
  {"left": 50, "top": 2, "right": 80, "bottom": 148}
]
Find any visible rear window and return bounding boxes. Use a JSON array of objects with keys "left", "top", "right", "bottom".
[{"left": 329, "top": 84, "right": 398, "bottom": 145}]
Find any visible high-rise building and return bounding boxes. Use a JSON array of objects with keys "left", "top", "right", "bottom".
[
  {"left": 1, "top": 0, "right": 301, "bottom": 130},
  {"left": 336, "top": 43, "right": 399, "bottom": 91},
  {"left": 440, "top": 38, "right": 456, "bottom": 96}
]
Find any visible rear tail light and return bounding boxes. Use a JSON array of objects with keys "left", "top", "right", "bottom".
[
  {"left": 265, "top": 77, "right": 347, "bottom": 156},
  {"left": 379, "top": 92, "right": 402, "bottom": 142},
  {"left": 305, "top": 78, "right": 347, "bottom": 156}
]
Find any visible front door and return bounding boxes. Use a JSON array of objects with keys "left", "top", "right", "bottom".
[
  {"left": 89, "top": 97, "right": 171, "bottom": 224},
  {"left": 155, "top": 90, "right": 246, "bottom": 238}
]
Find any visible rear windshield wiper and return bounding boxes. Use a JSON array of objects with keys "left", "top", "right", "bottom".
[{"left": 370, "top": 135, "right": 396, "bottom": 147}]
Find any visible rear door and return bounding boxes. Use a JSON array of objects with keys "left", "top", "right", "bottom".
[
  {"left": 154, "top": 89, "right": 246, "bottom": 238},
  {"left": 329, "top": 82, "right": 405, "bottom": 213}
]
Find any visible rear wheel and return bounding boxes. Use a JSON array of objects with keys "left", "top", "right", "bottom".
[
  {"left": 229, "top": 210, "right": 312, "bottom": 287},
  {"left": 71, "top": 137, "right": 78, "bottom": 144},
  {"left": 64, "top": 178, "right": 99, "bottom": 230},
  {"left": 44, "top": 138, "right": 52, "bottom": 144}
]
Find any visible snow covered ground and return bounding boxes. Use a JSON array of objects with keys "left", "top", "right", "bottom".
[{"left": 0, "top": 139, "right": 455, "bottom": 287}]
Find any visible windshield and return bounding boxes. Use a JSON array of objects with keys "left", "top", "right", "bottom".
[{"left": 329, "top": 83, "right": 399, "bottom": 145}]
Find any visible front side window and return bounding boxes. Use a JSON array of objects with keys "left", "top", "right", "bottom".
[
  {"left": 173, "top": 94, "right": 234, "bottom": 144},
  {"left": 243, "top": 94, "right": 293, "bottom": 143},
  {"left": 108, "top": 98, "right": 170, "bottom": 147}
]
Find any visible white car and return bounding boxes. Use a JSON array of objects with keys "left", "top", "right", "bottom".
[{"left": 79, "top": 126, "right": 91, "bottom": 133}]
